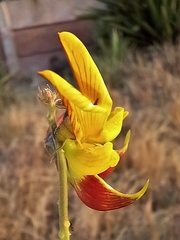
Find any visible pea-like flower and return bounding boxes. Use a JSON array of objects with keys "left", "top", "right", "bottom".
[{"left": 39, "top": 32, "right": 149, "bottom": 211}]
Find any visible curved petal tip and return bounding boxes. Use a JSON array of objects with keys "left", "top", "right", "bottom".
[{"left": 71, "top": 175, "right": 149, "bottom": 211}]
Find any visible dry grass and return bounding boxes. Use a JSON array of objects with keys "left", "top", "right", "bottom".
[{"left": 0, "top": 41, "right": 180, "bottom": 240}]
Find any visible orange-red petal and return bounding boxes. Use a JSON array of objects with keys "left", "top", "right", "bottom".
[
  {"left": 98, "top": 167, "right": 115, "bottom": 179},
  {"left": 70, "top": 175, "right": 149, "bottom": 211}
]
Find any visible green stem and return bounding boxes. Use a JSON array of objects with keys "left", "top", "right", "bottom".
[
  {"left": 47, "top": 103, "right": 57, "bottom": 136},
  {"left": 56, "top": 148, "right": 70, "bottom": 240},
  {"left": 47, "top": 103, "right": 70, "bottom": 240}
]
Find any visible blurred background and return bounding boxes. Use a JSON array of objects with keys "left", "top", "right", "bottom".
[{"left": 0, "top": 0, "right": 180, "bottom": 239}]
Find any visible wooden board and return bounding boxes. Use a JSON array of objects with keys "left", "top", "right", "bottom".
[{"left": 12, "top": 20, "right": 94, "bottom": 58}]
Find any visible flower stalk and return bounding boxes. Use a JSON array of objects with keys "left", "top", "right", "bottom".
[
  {"left": 39, "top": 87, "right": 70, "bottom": 240},
  {"left": 48, "top": 105, "right": 70, "bottom": 240},
  {"left": 57, "top": 148, "right": 70, "bottom": 240}
]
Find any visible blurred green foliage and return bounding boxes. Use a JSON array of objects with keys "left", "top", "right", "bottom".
[
  {"left": 97, "top": 28, "right": 131, "bottom": 63},
  {"left": 82, "top": 0, "right": 180, "bottom": 46},
  {"left": 93, "top": 29, "right": 132, "bottom": 87}
]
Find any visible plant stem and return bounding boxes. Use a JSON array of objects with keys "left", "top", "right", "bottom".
[
  {"left": 56, "top": 148, "right": 70, "bottom": 240},
  {"left": 47, "top": 102, "right": 57, "bottom": 137},
  {"left": 47, "top": 102, "right": 70, "bottom": 240}
]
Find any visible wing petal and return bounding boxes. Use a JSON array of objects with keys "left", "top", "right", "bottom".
[
  {"left": 38, "top": 70, "right": 107, "bottom": 143},
  {"left": 64, "top": 140, "right": 119, "bottom": 178}
]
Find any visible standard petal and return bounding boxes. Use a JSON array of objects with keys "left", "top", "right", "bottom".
[
  {"left": 59, "top": 32, "right": 112, "bottom": 114},
  {"left": 70, "top": 175, "right": 149, "bottom": 211},
  {"left": 64, "top": 140, "right": 119, "bottom": 178}
]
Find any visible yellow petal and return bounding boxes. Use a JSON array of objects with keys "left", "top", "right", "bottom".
[
  {"left": 38, "top": 70, "right": 107, "bottom": 142},
  {"left": 123, "top": 110, "right": 129, "bottom": 119},
  {"left": 117, "top": 130, "right": 131, "bottom": 156},
  {"left": 59, "top": 32, "right": 112, "bottom": 114},
  {"left": 89, "top": 107, "right": 127, "bottom": 143},
  {"left": 63, "top": 139, "right": 119, "bottom": 178},
  {"left": 38, "top": 70, "right": 105, "bottom": 113},
  {"left": 74, "top": 110, "right": 108, "bottom": 144}
]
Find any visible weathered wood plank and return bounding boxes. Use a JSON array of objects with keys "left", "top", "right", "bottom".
[
  {"left": 0, "top": 0, "right": 98, "bottom": 76},
  {"left": 0, "top": 2, "right": 19, "bottom": 74},
  {"left": 12, "top": 20, "right": 94, "bottom": 58},
  {"left": 7, "top": 0, "right": 98, "bottom": 29}
]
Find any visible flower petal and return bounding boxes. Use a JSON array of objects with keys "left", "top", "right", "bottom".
[
  {"left": 98, "top": 167, "right": 115, "bottom": 179},
  {"left": 64, "top": 139, "right": 119, "bottom": 178},
  {"left": 59, "top": 32, "right": 112, "bottom": 114},
  {"left": 117, "top": 130, "right": 131, "bottom": 157},
  {"left": 70, "top": 175, "right": 149, "bottom": 211},
  {"left": 38, "top": 70, "right": 104, "bottom": 113},
  {"left": 98, "top": 130, "right": 130, "bottom": 179},
  {"left": 89, "top": 107, "right": 128, "bottom": 143},
  {"left": 38, "top": 70, "right": 107, "bottom": 143}
]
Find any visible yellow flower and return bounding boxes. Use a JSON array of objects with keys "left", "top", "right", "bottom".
[{"left": 39, "top": 32, "right": 149, "bottom": 211}]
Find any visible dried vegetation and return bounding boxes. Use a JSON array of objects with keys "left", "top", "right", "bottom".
[{"left": 0, "top": 42, "right": 180, "bottom": 240}]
